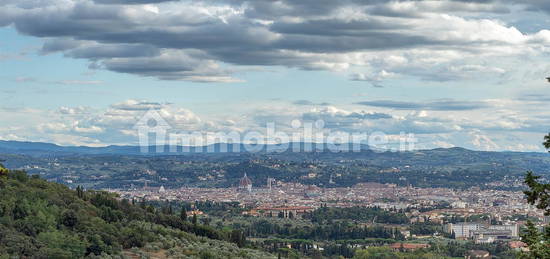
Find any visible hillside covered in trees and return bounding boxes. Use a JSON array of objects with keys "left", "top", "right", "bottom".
[{"left": 0, "top": 163, "right": 274, "bottom": 259}]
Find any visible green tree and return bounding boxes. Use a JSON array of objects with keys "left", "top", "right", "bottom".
[
  {"left": 180, "top": 206, "right": 187, "bottom": 221},
  {"left": 354, "top": 247, "right": 396, "bottom": 259},
  {"left": 192, "top": 213, "right": 198, "bottom": 225},
  {"left": 0, "top": 169, "right": 274, "bottom": 258},
  {"left": 521, "top": 133, "right": 550, "bottom": 258},
  {"left": 0, "top": 163, "right": 7, "bottom": 177},
  {"left": 76, "top": 185, "right": 85, "bottom": 199},
  {"left": 86, "top": 234, "right": 108, "bottom": 256},
  {"left": 60, "top": 209, "right": 78, "bottom": 228},
  {"left": 37, "top": 231, "right": 86, "bottom": 258},
  {"left": 230, "top": 229, "right": 246, "bottom": 247}
]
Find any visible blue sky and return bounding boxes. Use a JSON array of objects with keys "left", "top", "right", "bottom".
[{"left": 0, "top": 0, "right": 550, "bottom": 151}]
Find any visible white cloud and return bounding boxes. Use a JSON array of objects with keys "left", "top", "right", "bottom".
[
  {"left": 58, "top": 106, "right": 91, "bottom": 115},
  {"left": 470, "top": 130, "right": 500, "bottom": 151},
  {"left": 1, "top": 0, "right": 548, "bottom": 84},
  {"left": 73, "top": 124, "right": 104, "bottom": 134},
  {"left": 0, "top": 98, "right": 548, "bottom": 151}
]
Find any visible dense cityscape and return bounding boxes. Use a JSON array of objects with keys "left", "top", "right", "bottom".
[
  {"left": 113, "top": 172, "right": 538, "bottom": 250},
  {"left": 2, "top": 142, "right": 550, "bottom": 257}
]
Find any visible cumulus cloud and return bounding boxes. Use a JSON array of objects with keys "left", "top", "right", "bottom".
[
  {"left": 301, "top": 106, "right": 394, "bottom": 129},
  {"left": 67, "top": 43, "right": 161, "bottom": 59},
  {"left": 58, "top": 106, "right": 92, "bottom": 115},
  {"left": 249, "top": 103, "right": 460, "bottom": 135},
  {"left": 0, "top": 98, "right": 548, "bottom": 151},
  {"left": 93, "top": 0, "right": 178, "bottom": 4},
  {"left": 99, "top": 50, "right": 241, "bottom": 82},
  {"left": 350, "top": 70, "right": 396, "bottom": 87},
  {"left": 1, "top": 0, "right": 549, "bottom": 83}
]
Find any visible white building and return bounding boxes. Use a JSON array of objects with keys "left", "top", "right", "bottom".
[
  {"left": 447, "top": 223, "right": 481, "bottom": 238},
  {"left": 447, "top": 223, "right": 519, "bottom": 240},
  {"left": 488, "top": 224, "right": 518, "bottom": 237},
  {"left": 451, "top": 201, "right": 467, "bottom": 209}
]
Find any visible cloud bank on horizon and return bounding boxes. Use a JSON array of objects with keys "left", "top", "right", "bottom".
[
  {"left": 1, "top": 97, "right": 548, "bottom": 152},
  {"left": 0, "top": 0, "right": 549, "bottom": 151}
]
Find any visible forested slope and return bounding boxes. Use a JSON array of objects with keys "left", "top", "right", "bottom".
[{"left": 0, "top": 164, "right": 274, "bottom": 259}]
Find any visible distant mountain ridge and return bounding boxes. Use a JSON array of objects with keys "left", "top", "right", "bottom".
[
  {"left": 0, "top": 140, "right": 545, "bottom": 157},
  {"left": 0, "top": 140, "right": 375, "bottom": 156}
]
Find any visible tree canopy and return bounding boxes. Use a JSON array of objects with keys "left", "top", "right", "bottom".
[
  {"left": 0, "top": 168, "right": 274, "bottom": 258},
  {"left": 521, "top": 132, "right": 550, "bottom": 258}
]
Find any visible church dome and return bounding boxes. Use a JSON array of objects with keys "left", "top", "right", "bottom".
[{"left": 239, "top": 173, "right": 252, "bottom": 187}]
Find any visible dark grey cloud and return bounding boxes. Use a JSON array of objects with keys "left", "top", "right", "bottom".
[
  {"left": 270, "top": 19, "right": 408, "bottom": 36},
  {"left": 517, "top": 0, "right": 550, "bottom": 14},
  {"left": 275, "top": 33, "right": 435, "bottom": 53},
  {"left": 103, "top": 57, "right": 194, "bottom": 74},
  {"left": 12, "top": 4, "right": 129, "bottom": 37},
  {"left": 100, "top": 52, "right": 236, "bottom": 82},
  {"left": 371, "top": 0, "right": 509, "bottom": 17},
  {"left": 356, "top": 99, "right": 492, "bottom": 110},
  {"left": 228, "top": 0, "right": 367, "bottom": 18},
  {"left": 369, "top": 5, "right": 425, "bottom": 18},
  {"left": 40, "top": 39, "right": 82, "bottom": 54},
  {"left": 93, "top": 0, "right": 178, "bottom": 4},
  {"left": 467, "top": 0, "right": 550, "bottom": 15},
  {"left": 0, "top": 0, "right": 546, "bottom": 82},
  {"left": 261, "top": 17, "right": 436, "bottom": 54},
  {"left": 67, "top": 44, "right": 161, "bottom": 59}
]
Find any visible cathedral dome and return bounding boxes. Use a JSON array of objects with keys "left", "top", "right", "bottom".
[
  {"left": 238, "top": 173, "right": 252, "bottom": 192},
  {"left": 239, "top": 173, "right": 252, "bottom": 187}
]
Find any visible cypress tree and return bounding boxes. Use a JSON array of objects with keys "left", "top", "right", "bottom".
[
  {"left": 180, "top": 206, "right": 187, "bottom": 221},
  {"left": 192, "top": 213, "right": 198, "bottom": 225}
]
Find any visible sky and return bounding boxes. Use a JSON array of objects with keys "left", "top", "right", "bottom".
[{"left": 0, "top": 0, "right": 550, "bottom": 151}]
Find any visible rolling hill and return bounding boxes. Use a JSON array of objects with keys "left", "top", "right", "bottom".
[{"left": 0, "top": 163, "right": 274, "bottom": 258}]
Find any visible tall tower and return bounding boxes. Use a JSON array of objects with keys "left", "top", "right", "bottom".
[{"left": 267, "top": 177, "right": 275, "bottom": 192}]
